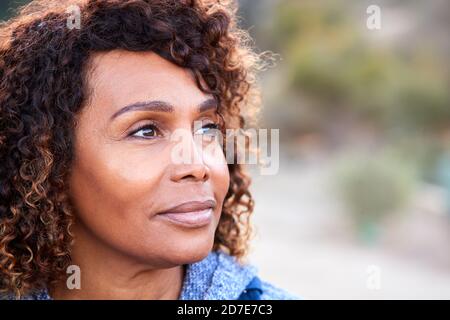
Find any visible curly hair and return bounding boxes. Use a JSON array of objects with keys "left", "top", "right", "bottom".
[{"left": 0, "top": 0, "right": 264, "bottom": 298}]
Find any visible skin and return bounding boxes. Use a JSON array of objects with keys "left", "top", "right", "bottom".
[{"left": 50, "top": 50, "right": 230, "bottom": 299}]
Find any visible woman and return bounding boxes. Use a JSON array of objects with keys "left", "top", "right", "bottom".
[{"left": 0, "top": 0, "right": 297, "bottom": 300}]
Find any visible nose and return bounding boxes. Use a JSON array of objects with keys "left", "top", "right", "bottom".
[
  {"left": 170, "top": 162, "right": 210, "bottom": 183},
  {"left": 169, "top": 135, "right": 211, "bottom": 183}
]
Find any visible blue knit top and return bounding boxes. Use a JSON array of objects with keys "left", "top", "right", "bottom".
[{"left": 18, "top": 250, "right": 299, "bottom": 300}]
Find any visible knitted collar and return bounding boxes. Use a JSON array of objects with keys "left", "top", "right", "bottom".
[{"left": 23, "top": 250, "right": 257, "bottom": 300}]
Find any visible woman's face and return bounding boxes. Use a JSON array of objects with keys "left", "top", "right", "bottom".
[{"left": 68, "top": 50, "right": 230, "bottom": 268}]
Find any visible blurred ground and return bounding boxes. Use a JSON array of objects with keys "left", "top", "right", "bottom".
[{"left": 247, "top": 154, "right": 450, "bottom": 299}]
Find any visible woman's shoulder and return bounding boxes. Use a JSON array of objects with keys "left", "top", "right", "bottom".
[{"left": 212, "top": 250, "right": 302, "bottom": 300}]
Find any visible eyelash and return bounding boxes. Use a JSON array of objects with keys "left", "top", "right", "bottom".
[
  {"left": 128, "top": 121, "right": 221, "bottom": 139},
  {"left": 128, "top": 122, "right": 162, "bottom": 139}
]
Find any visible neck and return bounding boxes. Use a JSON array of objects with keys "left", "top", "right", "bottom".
[{"left": 49, "top": 223, "right": 185, "bottom": 300}]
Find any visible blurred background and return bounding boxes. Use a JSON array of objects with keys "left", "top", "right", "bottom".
[
  {"left": 2, "top": 0, "right": 449, "bottom": 299},
  {"left": 239, "top": 0, "right": 450, "bottom": 299}
]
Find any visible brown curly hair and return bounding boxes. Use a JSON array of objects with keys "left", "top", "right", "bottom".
[{"left": 0, "top": 0, "right": 264, "bottom": 298}]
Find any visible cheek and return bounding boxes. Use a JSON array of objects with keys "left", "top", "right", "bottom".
[
  {"left": 206, "top": 156, "right": 230, "bottom": 231},
  {"left": 70, "top": 145, "right": 164, "bottom": 216},
  {"left": 202, "top": 142, "right": 230, "bottom": 204},
  {"left": 68, "top": 140, "right": 170, "bottom": 251},
  {"left": 210, "top": 162, "right": 230, "bottom": 205}
]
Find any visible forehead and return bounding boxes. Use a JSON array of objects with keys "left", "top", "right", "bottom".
[{"left": 85, "top": 50, "right": 210, "bottom": 114}]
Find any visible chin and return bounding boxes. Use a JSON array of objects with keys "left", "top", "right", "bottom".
[{"left": 154, "top": 232, "right": 216, "bottom": 267}]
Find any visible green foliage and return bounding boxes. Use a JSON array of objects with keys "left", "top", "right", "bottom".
[
  {"left": 334, "top": 151, "right": 417, "bottom": 228},
  {"left": 272, "top": 0, "right": 450, "bottom": 133}
]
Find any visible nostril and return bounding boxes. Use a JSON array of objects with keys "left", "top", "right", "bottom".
[{"left": 170, "top": 163, "right": 210, "bottom": 183}]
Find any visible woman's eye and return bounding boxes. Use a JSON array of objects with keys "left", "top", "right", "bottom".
[
  {"left": 130, "top": 124, "right": 161, "bottom": 139},
  {"left": 129, "top": 122, "right": 220, "bottom": 139},
  {"left": 196, "top": 123, "right": 220, "bottom": 135}
]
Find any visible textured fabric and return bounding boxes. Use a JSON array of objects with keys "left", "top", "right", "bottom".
[{"left": 14, "top": 250, "right": 299, "bottom": 300}]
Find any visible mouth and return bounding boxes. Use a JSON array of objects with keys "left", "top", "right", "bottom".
[{"left": 156, "top": 199, "right": 216, "bottom": 228}]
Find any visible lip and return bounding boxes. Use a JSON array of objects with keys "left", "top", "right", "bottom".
[{"left": 156, "top": 199, "right": 216, "bottom": 228}]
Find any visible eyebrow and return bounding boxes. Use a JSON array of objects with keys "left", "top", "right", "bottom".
[{"left": 110, "top": 98, "right": 218, "bottom": 120}]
